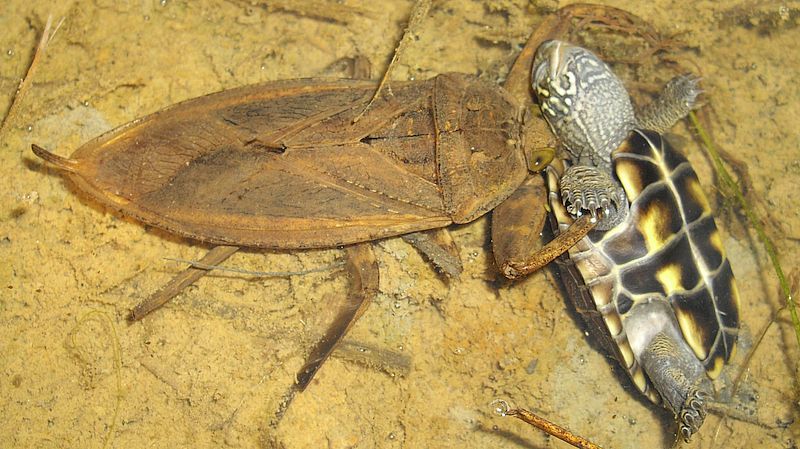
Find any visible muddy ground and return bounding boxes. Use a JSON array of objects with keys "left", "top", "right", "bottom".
[{"left": 1, "top": 0, "right": 798, "bottom": 448}]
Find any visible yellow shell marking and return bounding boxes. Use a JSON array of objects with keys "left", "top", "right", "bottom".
[
  {"left": 730, "top": 278, "right": 742, "bottom": 318},
  {"left": 603, "top": 312, "right": 623, "bottom": 336},
  {"left": 614, "top": 158, "right": 645, "bottom": 201},
  {"left": 636, "top": 199, "right": 672, "bottom": 253},
  {"left": 710, "top": 230, "right": 724, "bottom": 255},
  {"left": 632, "top": 367, "right": 648, "bottom": 392},
  {"left": 706, "top": 354, "right": 725, "bottom": 379},
  {"left": 618, "top": 340, "right": 635, "bottom": 368},
  {"left": 656, "top": 263, "right": 683, "bottom": 296},
  {"left": 686, "top": 176, "right": 712, "bottom": 215},
  {"left": 646, "top": 388, "right": 661, "bottom": 404},
  {"left": 674, "top": 308, "right": 709, "bottom": 360},
  {"left": 590, "top": 282, "right": 613, "bottom": 307}
]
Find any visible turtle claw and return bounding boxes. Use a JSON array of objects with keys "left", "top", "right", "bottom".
[
  {"left": 668, "top": 74, "right": 703, "bottom": 110},
  {"left": 679, "top": 388, "right": 709, "bottom": 442},
  {"left": 560, "top": 165, "right": 623, "bottom": 226}
]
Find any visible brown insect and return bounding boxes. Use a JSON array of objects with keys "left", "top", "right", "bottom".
[{"left": 31, "top": 5, "right": 620, "bottom": 392}]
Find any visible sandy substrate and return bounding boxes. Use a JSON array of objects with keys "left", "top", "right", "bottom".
[{"left": 1, "top": 1, "right": 798, "bottom": 448}]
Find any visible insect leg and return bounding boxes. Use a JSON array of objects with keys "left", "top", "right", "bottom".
[
  {"left": 295, "top": 242, "right": 379, "bottom": 390},
  {"left": 128, "top": 245, "right": 240, "bottom": 321}
]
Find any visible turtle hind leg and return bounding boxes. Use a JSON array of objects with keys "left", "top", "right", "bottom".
[
  {"left": 637, "top": 74, "right": 702, "bottom": 134},
  {"left": 639, "top": 331, "right": 713, "bottom": 441}
]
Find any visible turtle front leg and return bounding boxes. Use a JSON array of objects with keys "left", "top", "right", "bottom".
[
  {"left": 560, "top": 164, "right": 628, "bottom": 230},
  {"left": 637, "top": 74, "right": 702, "bottom": 133}
]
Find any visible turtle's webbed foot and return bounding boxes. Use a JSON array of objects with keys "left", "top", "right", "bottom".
[
  {"left": 560, "top": 165, "right": 626, "bottom": 230},
  {"left": 638, "top": 74, "right": 703, "bottom": 134},
  {"left": 666, "top": 74, "right": 703, "bottom": 110},
  {"left": 679, "top": 387, "right": 709, "bottom": 442}
]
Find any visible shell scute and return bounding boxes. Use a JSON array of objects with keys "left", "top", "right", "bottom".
[
  {"left": 632, "top": 186, "right": 685, "bottom": 253},
  {"left": 709, "top": 261, "right": 741, "bottom": 334},
  {"left": 691, "top": 217, "right": 725, "bottom": 272},
  {"left": 601, "top": 221, "right": 648, "bottom": 264},
  {"left": 674, "top": 168, "right": 712, "bottom": 223},
  {"left": 615, "top": 156, "right": 662, "bottom": 200},
  {"left": 673, "top": 287, "right": 719, "bottom": 361}
]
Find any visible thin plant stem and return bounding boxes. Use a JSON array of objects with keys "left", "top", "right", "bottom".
[{"left": 688, "top": 111, "right": 799, "bottom": 350}]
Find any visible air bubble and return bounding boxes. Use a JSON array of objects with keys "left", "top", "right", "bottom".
[
  {"left": 779, "top": 5, "right": 790, "bottom": 20},
  {"left": 491, "top": 399, "right": 510, "bottom": 416}
]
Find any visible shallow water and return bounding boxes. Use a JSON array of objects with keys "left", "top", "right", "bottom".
[{"left": 1, "top": 1, "right": 798, "bottom": 448}]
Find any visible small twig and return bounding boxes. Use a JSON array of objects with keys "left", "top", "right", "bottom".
[
  {"left": 163, "top": 256, "right": 345, "bottom": 277},
  {"left": 492, "top": 400, "right": 603, "bottom": 449},
  {"left": 691, "top": 108, "right": 797, "bottom": 449},
  {"left": 1, "top": 14, "right": 63, "bottom": 134},
  {"left": 352, "top": 0, "right": 431, "bottom": 123}
]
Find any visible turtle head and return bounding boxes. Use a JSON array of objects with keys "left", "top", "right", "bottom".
[
  {"left": 531, "top": 40, "right": 583, "bottom": 124},
  {"left": 531, "top": 40, "right": 636, "bottom": 164}
]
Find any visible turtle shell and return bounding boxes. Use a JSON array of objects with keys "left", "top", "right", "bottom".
[{"left": 547, "top": 128, "right": 740, "bottom": 402}]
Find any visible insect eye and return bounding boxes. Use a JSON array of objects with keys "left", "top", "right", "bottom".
[{"left": 528, "top": 147, "right": 555, "bottom": 172}]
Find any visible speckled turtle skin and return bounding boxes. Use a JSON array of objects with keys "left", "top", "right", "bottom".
[{"left": 531, "top": 40, "right": 740, "bottom": 440}]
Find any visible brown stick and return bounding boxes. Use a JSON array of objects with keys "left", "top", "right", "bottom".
[
  {"left": 128, "top": 245, "right": 240, "bottom": 321},
  {"left": 494, "top": 400, "right": 603, "bottom": 449}
]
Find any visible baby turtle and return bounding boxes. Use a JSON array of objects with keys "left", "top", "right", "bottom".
[{"left": 532, "top": 40, "right": 740, "bottom": 440}]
